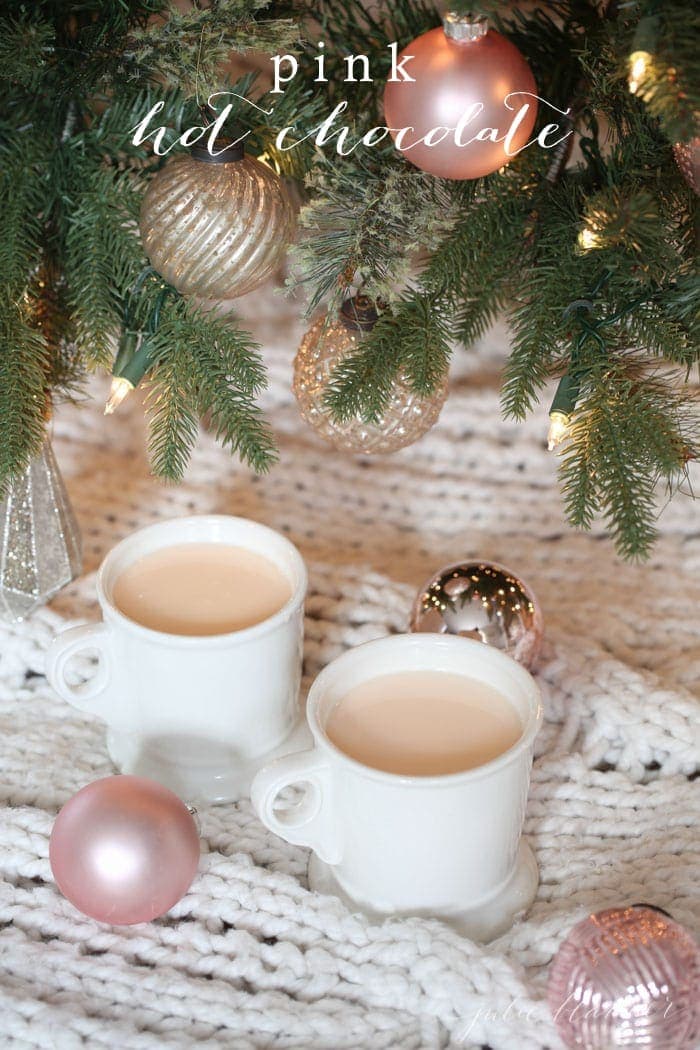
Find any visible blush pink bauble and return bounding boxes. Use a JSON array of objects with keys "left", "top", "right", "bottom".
[
  {"left": 50, "top": 775, "right": 200, "bottom": 925},
  {"left": 383, "top": 16, "right": 538, "bottom": 180},
  {"left": 548, "top": 906, "right": 700, "bottom": 1050}
]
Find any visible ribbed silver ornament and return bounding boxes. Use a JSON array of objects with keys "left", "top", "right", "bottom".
[
  {"left": 0, "top": 439, "right": 82, "bottom": 622},
  {"left": 140, "top": 154, "right": 297, "bottom": 300}
]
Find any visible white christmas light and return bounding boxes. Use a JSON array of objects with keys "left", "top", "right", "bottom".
[
  {"left": 104, "top": 377, "right": 134, "bottom": 416},
  {"left": 628, "top": 51, "right": 651, "bottom": 94},
  {"left": 547, "top": 411, "right": 572, "bottom": 451}
]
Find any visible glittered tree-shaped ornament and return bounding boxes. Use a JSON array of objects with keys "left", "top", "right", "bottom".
[{"left": 0, "top": 439, "right": 82, "bottom": 621}]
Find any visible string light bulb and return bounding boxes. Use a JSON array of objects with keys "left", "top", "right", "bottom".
[
  {"left": 547, "top": 411, "right": 572, "bottom": 451},
  {"left": 104, "top": 377, "right": 135, "bottom": 416},
  {"left": 547, "top": 371, "right": 581, "bottom": 453},
  {"left": 104, "top": 273, "right": 178, "bottom": 416},
  {"left": 577, "top": 224, "right": 602, "bottom": 252},
  {"left": 103, "top": 336, "right": 155, "bottom": 415},
  {"left": 627, "top": 13, "right": 659, "bottom": 96},
  {"left": 628, "top": 50, "right": 652, "bottom": 94}
]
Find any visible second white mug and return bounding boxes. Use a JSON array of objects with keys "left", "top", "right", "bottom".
[
  {"left": 46, "top": 515, "right": 307, "bottom": 803},
  {"left": 252, "top": 634, "right": 542, "bottom": 941}
]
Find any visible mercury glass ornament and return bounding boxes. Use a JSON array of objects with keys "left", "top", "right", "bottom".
[
  {"left": 293, "top": 300, "right": 448, "bottom": 454},
  {"left": 140, "top": 141, "right": 297, "bottom": 301},
  {"left": 410, "top": 560, "right": 543, "bottom": 670},
  {"left": 673, "top": 138, "right": 700, "bottom": 195},
  {"left": 0, "top": 438, "right": 82, "bottom": 622},
  {"left": 548, "top": 905, "right": 700, "bottom": 1050}
]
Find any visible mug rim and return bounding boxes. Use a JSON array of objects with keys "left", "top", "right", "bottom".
[
  {"left": 96, "top": 514, "right": 308, "bottom": 647},
  {"left": 306, "top": 633, "right": 543, "bottom": 787}
]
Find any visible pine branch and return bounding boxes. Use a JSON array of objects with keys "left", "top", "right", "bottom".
[
  {"left": 144, "top": 343, "right": 200, "bottom": 483},
  {"left": 0, "top": 13, "right": 52, "bottom": 88},
  {"left": 292, "top": 161, "right": 460, "bottom": 314},
  {"left": 559, "top": 356, "right": 696, "bottom": 558},
  {"left": 64, "top": 167, "right": 146, "bottom": 366},
  {"left": 421, "top": 176, "right": 534, "bottom": 342},
  {"left": 501, "top": 291, "right": 562, "bottom": 421},
  {"left": 324, "top": 295, "right": 451, "bottom": 423},
  {"left": 622, "top": 0, "right": 700, "bottom": 143},
  {"left": 192, "top": 340, "right": 278, "bottom": 474},
  {"left": 0, "top": 133, "right": 45, "bottom": 295},
  {"left": 143, "top": 299, "right": 277, "bottom": 480},
  {"left": 0, "top": 294, "right": 50, "bottom": 491},
  {"left": 130, "top": 1, "right": 300, "bottom": 97}
]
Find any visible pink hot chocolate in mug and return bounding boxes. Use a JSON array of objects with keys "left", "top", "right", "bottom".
[
  {"left": 47, "top": 515, "right": 307, "bottom": 803},
  {"left": 252, "top": 633, "right": 542, "bottom": 941}
]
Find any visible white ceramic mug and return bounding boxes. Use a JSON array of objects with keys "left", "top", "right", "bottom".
[
  {"left": 47, "top": 515, "right": 307, "bottom": 803},
  {"left": 251, "top": 634, "right": 543, "bottom": 941}
]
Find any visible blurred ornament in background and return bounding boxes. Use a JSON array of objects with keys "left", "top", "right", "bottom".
[
  {"left": 293, "top": 298, "right": 448, "bottom": 454},
  {"left": 50, "top": 775, "right": 200, "bottom": 925},
  {"left": 673, "top": 138, "right": 700, "bottom": 195},
  {"left": 548, "top": 905, "right": 700, "bottom": 1050},
  {"left": 140, "top": 140, "right": 297, "bottom": 301},
  {"left": 0, "top": 437, "right": 81, "bottom": 622},
  {"left": 410, "top": 560, "right": 543, "bottom": 670},
  {"left": 383, "top": 12, "right": 537, "bottom": 180}
]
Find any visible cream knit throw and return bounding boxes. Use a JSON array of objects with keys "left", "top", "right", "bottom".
[{"left": 0, "top": 293, "right": 698, "bottom": 1049}]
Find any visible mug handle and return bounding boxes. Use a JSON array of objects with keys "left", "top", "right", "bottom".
[
  {"left": 251, "top": 750, "right": 342, "bottom": 865},
  {"left": 45, "top": 623, "right": 113, "bottom": 718}
]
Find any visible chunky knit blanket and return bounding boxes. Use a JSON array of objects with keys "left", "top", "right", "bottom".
[{"left": 1, "top": 289, "right": 698, "bottom": 1050}]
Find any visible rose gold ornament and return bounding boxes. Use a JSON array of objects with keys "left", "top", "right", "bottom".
[
  {"left": 673, "top": 137, "right": 700, "bottom": 195},
  {"left": 548, "top": 905, "right": 700, "bottom": 1050},
  {"left": 293, "top": 299, "right": 448, "bottom": 454},
  {"left": 50, "top": 775, "right": 200, "bottom": 925},
  {"left": 410, "top": 560, "right": 543, "bottom": 670},
  {"left": 383, "top": 13, "right": 538, "bottom": 180},
  {"left": 140, "top": 142, "right": 297, "bottom": 300}
]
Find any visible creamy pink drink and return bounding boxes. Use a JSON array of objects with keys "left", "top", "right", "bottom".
[
  {"left": 326, "top": 670, "right": 522, "bottom": 776},
  {"left": 113, "top": 543, "right": 291, "bottom": 636}
]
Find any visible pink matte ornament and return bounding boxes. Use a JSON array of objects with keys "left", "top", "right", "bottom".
[
  {"left": 50, "top": 775, "right": 200, "bottom": 925},
  {"left": 548, "top": 905, "right": 700, "bottom": 1050},
  {"left": 383, "top": 15, "right": 538, "bottom": 180}
]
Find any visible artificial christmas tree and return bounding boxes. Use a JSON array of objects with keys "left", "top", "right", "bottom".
[{"left": 1, "top": 0, "right": 698, "bottom": 558}]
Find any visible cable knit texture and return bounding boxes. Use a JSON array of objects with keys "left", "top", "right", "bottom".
[{"left": 0, "top": 288, "right": 698, "bottom": 1049}]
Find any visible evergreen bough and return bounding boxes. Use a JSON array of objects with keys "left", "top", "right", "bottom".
[{"left": 1, "top": 0, "right": 698, "bottom": 558}]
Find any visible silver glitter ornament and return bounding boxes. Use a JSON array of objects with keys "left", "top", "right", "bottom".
[
  {"left": 0, "top": 439, "right": 82, "bottom": 621},
  {"left": 139, "top": 143, "right": 297, "bottom": 301},
  {"left": 293, "top": 300, "right": 448, "bottom": 454},
  {"left": 410, "top": 560, "right": 543, "bottom": 670}
]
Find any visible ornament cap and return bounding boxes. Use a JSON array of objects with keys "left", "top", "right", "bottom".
[
  {"left": 339, "top": 295, "right": 382, "bottom": 332},
  {"left": 443, "top": 11, "right": 489, "bottom": 43},
  {"left": 190, "top": 137, "right": 245, "bottom": 164}
]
